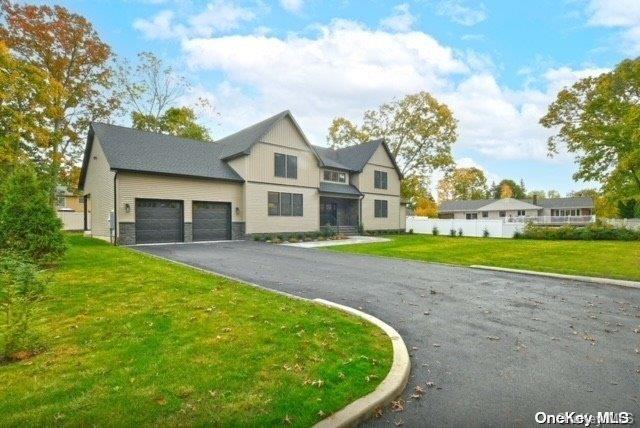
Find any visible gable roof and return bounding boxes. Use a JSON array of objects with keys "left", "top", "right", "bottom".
[
  {"left": 477, "top": 198, "right": 542, "bottom": 211},
  {"left": 439, "top": 196, "right": 595, "bottom": 212},
  {"left": 522, "top": 197, "right": 594, "bottom": 209},
  {"left": 79, "top": 123, "right": 244, "bottom": 189},
  {"left": 312, "top": 139, "right": 403, "bottom": 178},
  {"left": 216, "top": 110, "right": 321, "bottom": 162}
]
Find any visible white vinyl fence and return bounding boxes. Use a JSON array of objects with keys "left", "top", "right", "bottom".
[
  {"left": 406, "top": 216, "right": 525, "bottom": 238},
  {"left": 57, "top": 211, "right": 89, "bottom": 231},
  {"left": 604, "top": 218, "right": 640, "bottom": 230}
]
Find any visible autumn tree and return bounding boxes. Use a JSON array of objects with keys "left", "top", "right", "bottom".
[
  {"left": 327, "top": 92, "right": 457, "bottom": 200},
  {"left": 0, "top": 42, "right": 64, "bottom": 182},
  {"left": 0, "top": 1, "right": 118, "bottom": 185},
  {"left": 490, "top": 179, "right": 526, "bottom": 199},
  {"left": 541, "top": 57, "right": 640, "bottom": 205},
  {"left": 414, "top": 195, "right": 438, "bottom": 217},
  {"left": 117, "top": 52, "right": 212, "bottom": 141},
  {"left": 437, "top": 167, "right": 488, "bottom": 200}
]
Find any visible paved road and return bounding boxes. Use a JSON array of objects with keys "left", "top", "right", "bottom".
[{"left": 135, "top": 241, "right": 640, "bottom": 427}]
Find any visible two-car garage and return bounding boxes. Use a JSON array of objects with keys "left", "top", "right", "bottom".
[{"left": 134, "top": 199, "right": 231, "bottom": 244}]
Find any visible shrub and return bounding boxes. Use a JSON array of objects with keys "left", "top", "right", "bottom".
[
  {"left": 483, "top": 228, "right": 490, "bottom": 238},
  {"left": 0, "top": 255, "right": 46, "bottom": 361},
  {"left": 449, "top": 228, "right": 456, "bottom": 237},
  {"left": 253, "top": 235, "right": 261, "bottom": 241},
  {"left": 408, "top": 228, "right": 414, "bottom": 234},
  {"left": 457, "top": 228, "right": 463, "bottom": 237},
  {"left": 519, "top": 223, "right": 640, "bottom": 241},
  {"left": 432, "top": 226, "right": 439, "bottom": 236},
  {"left": 0, "top": 166, "right": 66, "bottom": 266}
]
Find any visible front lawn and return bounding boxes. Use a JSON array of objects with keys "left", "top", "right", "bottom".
[
  {"left": 328, "top": 234, "right": 640, "bottom": 281},
  {"left": 0, "top": 235, "right": 391, "bottom": 426}
]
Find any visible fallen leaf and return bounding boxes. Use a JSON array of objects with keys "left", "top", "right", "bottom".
[
  {"left": 373, "top": 407, "right": 384, "bottom": 418},
  {"left": 426, "top": 381, "right": 436, "bottom": 388},
  {"left": 486, "top": 336, "right": 500, "bottom": 341},
  {"left": 391, "top": 399, "right": 405, "bottom": 412}
]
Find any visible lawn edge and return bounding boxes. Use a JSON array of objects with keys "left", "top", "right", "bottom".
[
  {"left": 470, "top": 265, "right": 640, "bottom": 289},
  {"left": 312, "top": 299, "right": 410, "bottom": 428},
  {"left": 127, "top": 246, "right": 409, "bottom": 426}
]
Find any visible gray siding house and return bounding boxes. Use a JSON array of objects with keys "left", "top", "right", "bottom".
[
  {"left": 439, "top": 196, "right": 595, "bottom": 223},
  {"left": 78, "top": 110, "right": 406, "bottom": 244}
]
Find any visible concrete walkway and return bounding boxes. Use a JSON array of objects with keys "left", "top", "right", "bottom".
[{"left": 282, "top": 235, "right": 389, "bottom": 248}]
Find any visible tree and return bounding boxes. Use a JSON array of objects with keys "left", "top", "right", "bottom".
[
  {"left": 400, "top": 174, "right": 430, "bottom": 209},
  {"left": 540, "top": 57, "right": 640, "bottom": 201},
  {"left": 414, "top": 195, "right": 438, "bottom": 217},
  {"left": 527, "top": 190, "right": 546, "bottom": 200},
  {"left": 117, "top": 52, "right": 213, "bottom": 140},
  {"left": 0, "top": 42, "right": 64, "bottom": 182},
  {"left": 437, "top": 167, "right": 488, "bottom": 200},
  {"left": 0, "top": 1, "right": 118, "bottom": 185},
  {"left": 490, "top": 179, "right": 525, "bottom": 199},
  {"left": 547, "top": 190, "right": 561, "bottom": 199},
  {"left": 0, "top": 164, "right": 66, "bottom": 266},
  {"left": 327, "top": 91, "right": 457, "bottom": 177}
]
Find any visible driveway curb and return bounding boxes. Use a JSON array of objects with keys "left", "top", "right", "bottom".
[
  {"left": 129, "top": 247, "right": 411, "bottom": 426},
  {"left": 470, "top": 265, "right": 640, "bottom": 289},
  {"left": 312, "top": 299, "right": 411, "bottom": 428}
]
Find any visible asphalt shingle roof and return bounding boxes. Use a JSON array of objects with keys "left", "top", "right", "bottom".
[
  {"left": 319, "top": 181, "right": 363, "bottom": 197},
  {"left": 216, "top": 110, "right": 290, "bottom": 160},
  {"left": 439, "top": 197, "right": 594, "bottom": 212},
  {"left": 312, "top": 139, "right": 401, "bottom": 175},
  {"left": 88, "top": 123, "right": 244, "bottom": 182}
]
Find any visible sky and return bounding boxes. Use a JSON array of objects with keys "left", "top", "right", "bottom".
[{"left": 44, "top": 0, "right": 640, "bottom": 197}]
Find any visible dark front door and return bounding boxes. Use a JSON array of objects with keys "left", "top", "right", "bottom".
[
  {"left": 320, "top": 201, "right": 338, "bottom": 227},
  {"left": 135, "top": 199, "right": 183, "bottom": 244},
  {"left": 192, "top": 201, "right": 231, "bottom": 241}
]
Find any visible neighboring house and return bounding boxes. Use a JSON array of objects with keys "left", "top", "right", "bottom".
[
  {"left": 438, "top": 196, "right": 595, "bottom": 224},
  {"left": 78, "top": 110, "right": 406, "bottom": 244},
  {"left": 55, "top": 185, "right": 87, "bottom": 212}
]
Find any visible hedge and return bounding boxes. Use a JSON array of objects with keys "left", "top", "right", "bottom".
[{"left": 515, "top": 222, "right": 640, "bottom": 241}]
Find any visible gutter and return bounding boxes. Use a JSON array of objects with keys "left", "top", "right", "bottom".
[{"left": 113, "top": 171, "right": 118, "bottom": 245}]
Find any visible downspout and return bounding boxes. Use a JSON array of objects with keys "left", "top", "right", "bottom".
[{"left": 113, "top": 171, "right": 118, "bottom": 245}]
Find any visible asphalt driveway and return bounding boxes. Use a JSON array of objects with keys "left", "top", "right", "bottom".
[{"left": 134, "top": 241, "right": 640, "bottom": 427}]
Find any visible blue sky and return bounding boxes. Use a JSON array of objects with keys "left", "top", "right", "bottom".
[{"left": 51, "top": 0, "right": 640, "bottom": 196}]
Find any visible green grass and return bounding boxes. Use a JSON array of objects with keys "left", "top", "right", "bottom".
[
  {"left": 0, "top": 235, "right": 392, "bottom": 427},
  {"left": 329, "top": 234, "right": 640, "bottom": 281}
]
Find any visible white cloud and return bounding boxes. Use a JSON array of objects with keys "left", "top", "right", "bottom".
[
  {"left": 586, "top": 0, "right": 640, "bottom": 53},
  {"left": 280, "top": 0, "right": 303, "bottom": 13},
  {"left": 436, "top": 0, "right": 486, "bottom": 26},
  {"left": 133, "top": 1, "right": 256, "bottom": 40},
  {"left": 175, "top": 17, "right": 608, "bottom": 185},
  {"left": 380, "top": 3, "right": 417, "bottom": 33}
]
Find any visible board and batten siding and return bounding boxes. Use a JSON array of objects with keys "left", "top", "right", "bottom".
[
  {"left": 357, "top": 144, "right": 403, "bottom": 230},
  {"left": 116, "top": 172, "right": 244, "bottom": 224},
  {"left": 82, "top": 136, "right": 114, "bottom": 239}
]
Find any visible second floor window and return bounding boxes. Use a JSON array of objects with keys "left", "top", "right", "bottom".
[
  {"left": 374, "top": 170, "right": 388, "bottom": 189},
  {"left": 274, "top": 153, "right": 297, "bottom": 178},
  {"left": 324, "top": 169, "right": 346, "bottom": 183}
]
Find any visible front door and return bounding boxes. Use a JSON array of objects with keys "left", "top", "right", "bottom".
[{"left": 320, "top": 201, "right": 338, "bottom": 227}]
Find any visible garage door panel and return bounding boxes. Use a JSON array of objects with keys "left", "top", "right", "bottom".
[
  {"left": 193, "top": 202, "right": 230, "bottom": 241},
  {"left": 135, "top": 199, "right": 183, "bottom": 244}
]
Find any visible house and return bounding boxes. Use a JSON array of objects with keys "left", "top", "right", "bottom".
[
  {"left": 78, "top": 110, "right": 406, "bottom": 244},
  {"left": 438, "top": 196, "right": 595, "bottom": 224},
  {"left": 55, "top": 185, "right": 87, "bottom": 212}
]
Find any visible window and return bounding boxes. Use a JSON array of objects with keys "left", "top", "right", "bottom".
[
  {"left": 374, "top": 170, "right": 388, "bottom": 189},
  {"left": 268, "top": 192, "right": 303, "bottom": 216},
  {"left": 292, "top": 194, "right": 303, "bottom": 216},
  {"left": 466, "top": 213, "right": 478, "bottom": 219},
  {"left": 268, "top": 192, "right": 280, "bottom": 216},
  {"left": 374, "top": 200, "right": 388, "bottom": 218},
  {"left": 280, "top": 193, "right": 292, "bottom": 216},
  {"left": 323, "top": 169, "right": 346, "bottom": 183},
  {"left": 274, "top": 153, "right": 297, "bottom": 178},
  {"left": 517, "top": 210, "right": 526, "bottom": 216},
  {"left": 482, "top": 212, "right": 488, "bottom": 218},
  {"left": 499, "top": 211, "right": 506, "bottom": 218}
]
